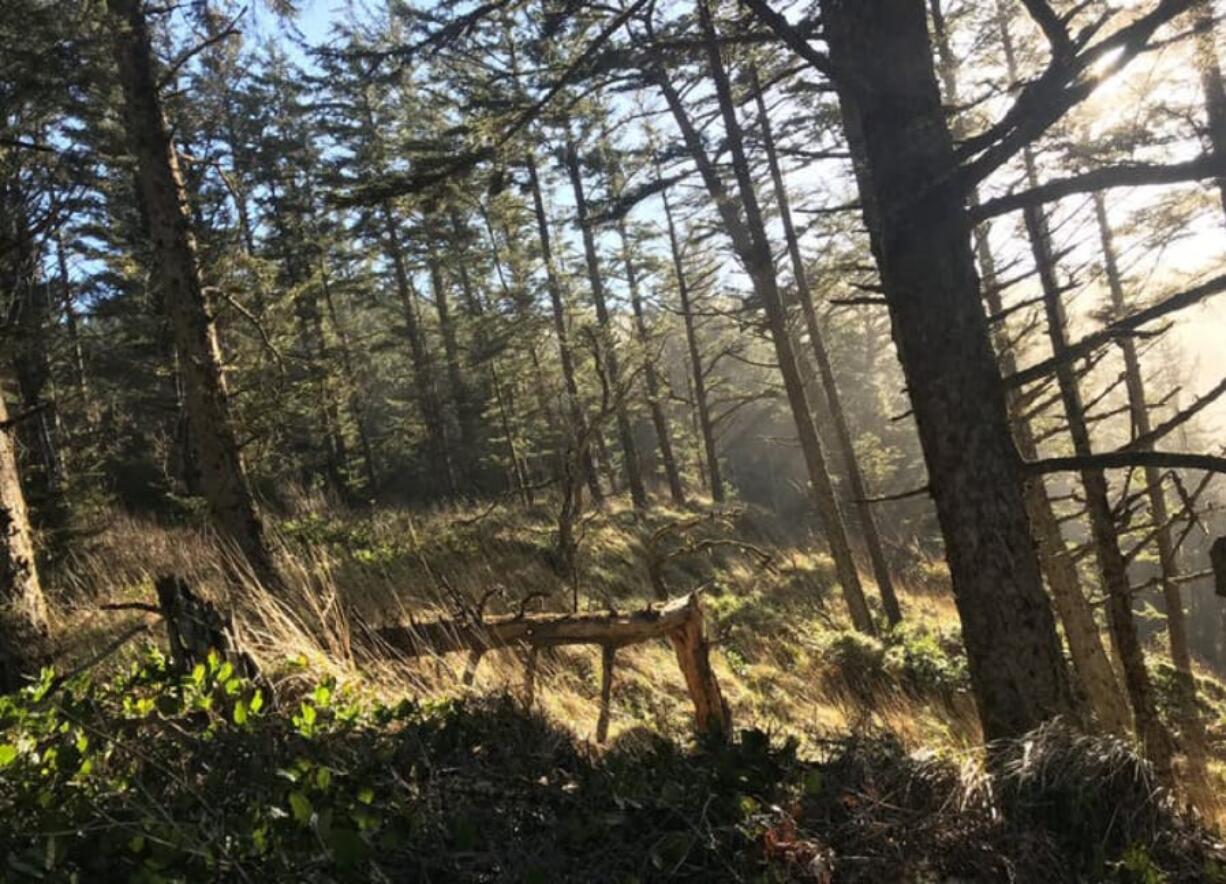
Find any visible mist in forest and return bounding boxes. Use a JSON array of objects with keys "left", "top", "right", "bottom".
[{"left": 4, "top": 0, "right": 1226, "bottom": 880}]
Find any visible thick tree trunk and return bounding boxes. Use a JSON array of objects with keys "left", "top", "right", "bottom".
[
  {"left": 661, "top": 183, "right": 724, "bottom": 503},
  {"left": 619, "top": 218, "right": 686, "bottom": 507},
  {"left": 818, "top": 0, "right": 1075, "bottom": 740},
  {"left": 1094, "top": 191, "right": 1208, "bottom": 785},
  {"left": 1025, "top": 197, "right": 1172, "bottom": 776},
  {"left": 107, "top": 0, "right": 277, "bottom": 585},
  {"left": 526, "top": 155, "right": 603, "bottom": 502},
  {"left": 751, "top": 67, "right": 901, "bottom": 625},
  {"left": 563, "top": 139, "right": 648, "bottom": 510},
  {"left": 685, "top": 0, "right": 874, "bottom": 634},
  {"left": 981, "top": 227, "right": 1130, "bottom": 736},
  {"left": 0, "top": 386, "right": 49, "bottom": 692},
  {"left": 931, "top": 0, "right": 1129, "bottom": 736}
]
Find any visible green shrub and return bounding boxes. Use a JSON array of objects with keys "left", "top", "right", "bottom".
[
  {"left": 882, "top": 622, "right": 970, "bottom": 696},
  {"left": 821, "top": 631, "right": 887, "bottom": 699}
]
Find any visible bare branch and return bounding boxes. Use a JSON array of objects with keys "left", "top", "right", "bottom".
[
  {"left": 971, "top": 153, "right": 1226, "bottom": 220},
  {"left": 1027, "top": 450, "right": 1226, "bottom": 476},
  {"left": 1005, "top": 272, "right": 1226, "bottom": 388}
]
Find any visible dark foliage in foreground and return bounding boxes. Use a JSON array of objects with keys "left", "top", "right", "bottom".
[{"left": 0, "top": 653, "right": 1222, "bottom": 882}]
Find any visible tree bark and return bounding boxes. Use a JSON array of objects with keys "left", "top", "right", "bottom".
[
  {"left": 930, "top": 0, "right": 1129, "bottom": 736},
  {"left": 526, "top": 154, "right": 604, "bottom": 503},
  {"left": 563, "top": 138, "right": 648, "bottom": 510},
  {"left": 815, "top": 0, "right": 1075, "bottom": 740},
  {"left": 1195, "top": 0, "right": 1226, "bottom": 218},
  {"left": 0, "top": 384, "right": 49, "bottom": 692},
  {"left": 660, "top": 181, "right": 724, "bottom": 503},
  {"left": 684, "top": 0, "right": 874, "bottom": 634},
  {"left": 981, "top": 231, "right": 1130, "bottom": 736},
  {"left": 1094, "top": 191, "right": 1207, "bottom": 785},
  {"left": 619, "top": 218, "right": 686, "bottom": 506},
  {"left": 751, "top": 65, "right": 901, "bottom": 625},
  {"left": 107, "top": 0, "right": 277, "bottom": 585},
  {"left": 1024, "top": 191, "right": 1172, "bottom": 774}
]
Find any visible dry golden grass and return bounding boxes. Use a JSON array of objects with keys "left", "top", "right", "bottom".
[
  {"left": 43, "top": 487, "right": 1226, "bottom": 831},
  {"left": 39, "top": 494, "right": 990, "bottom": 766}
]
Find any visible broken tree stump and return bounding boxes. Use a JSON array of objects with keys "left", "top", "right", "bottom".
[
  {"left": 376, "top": 592, "right": 731, "bottom": 741},
  {"left": 155, "top": 575, "right": 261, "bottom": 681}
]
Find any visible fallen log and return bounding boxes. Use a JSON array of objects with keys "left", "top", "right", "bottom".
[{"left": 376, "top": 593, "right": 731, "bottom": 741}]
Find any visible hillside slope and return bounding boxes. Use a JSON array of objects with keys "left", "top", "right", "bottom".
[{"left": 4, "top": 497, "right": 1225, "bottom": 881}]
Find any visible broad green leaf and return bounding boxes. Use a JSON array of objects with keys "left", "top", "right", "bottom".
[{"left": 289, "top": 791, "right": 312, "bottom": 825}]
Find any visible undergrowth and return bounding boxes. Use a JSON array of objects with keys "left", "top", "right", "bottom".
[
  {"left": 12, "top": 496, "right": 1226, "bottom": 880},
  {"left": 2, "top": 653, "right": 1223, "bottom": 882}
]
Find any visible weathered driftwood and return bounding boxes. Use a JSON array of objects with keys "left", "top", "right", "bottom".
[{"left": 377, "top": 592, "right": 731, "bottom": 740}]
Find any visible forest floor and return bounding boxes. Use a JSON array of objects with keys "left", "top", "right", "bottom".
[{"left": 4, "top": 494, "right": 1226, "bottom": 881}]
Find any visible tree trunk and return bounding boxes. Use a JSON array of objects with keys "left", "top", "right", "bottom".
[
  {"left": 661, "top": 182, "right": 724, "bottom": 503},
  {"left": 1025, "top": 196, "right": 1172, "bottom": 775},
  {"left": 682, "top": 0, "right": 874, "bottom": 635},
  {"left": 563, "top": 139, "right": 648, "bottom": 510},
  {"left": 981, "top": 220, "right": 1130, "bottom": 736},
  {"left": 1094, "top": 191, "right": 1207, "bottom": 785},
  {"left": 818, "top": 0, "right": 1075, "bottom": 740},
  {"left": 491, "top": 362, "right": 532, "bottom": 506},
  {"left": 0, "top": 384, "right": 49, "bottom": 692},
  {"left": 751, "top": 65, "right": 901, "bottom": 625},
  {"left": 379, "top": 201, "right": 455, "bottom": 496},
  {"left": 427, "top": 249, "right": 478, "bottom": 479},
  {"left": 526, "top": 154, "right": 603, "bottom": 503},
  {"left": 930, "top": 0, "right": 1129, "bottom": 737},
  {"left": 107, "top": 0, "right": 277, "bottom": 585},
  {"left": 1194, "top": 0, "right": 1226, "bottom": 218},
  {"left": 56, "top": 234, "right": 94, "bottom": 425},
  {"left": 319, "top": 256, "right": 379, "bottom": 495},
  {"left": 11, "top": 260, "right": 63, "bottom": 506},
  {"left": 619, "top": 218, "right": 686, "bottom": 507}
]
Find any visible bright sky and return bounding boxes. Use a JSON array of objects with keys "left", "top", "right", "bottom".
[{"left": 250, "top": 0, "right": 1226, "bottom": 440}]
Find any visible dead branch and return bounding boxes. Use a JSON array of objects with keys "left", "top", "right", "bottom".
[
  {"left": 376, "top": 592, "right": 730, "bottom": 739},
  {"left": 1006, "top": 272, "right": 1226, "bottom": 389}
]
